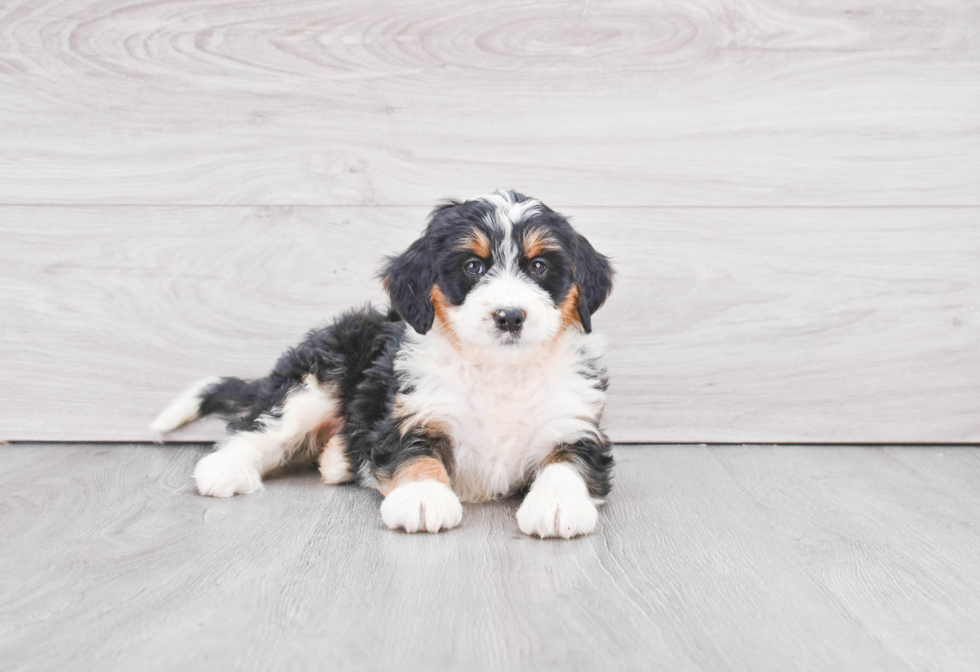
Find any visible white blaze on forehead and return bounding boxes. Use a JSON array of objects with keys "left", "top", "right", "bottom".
[
  {"left": 506, "top": 198, "right": 543, "bottom": 224},
  {"left": 475, "top": 190, "right": 543, "bottom": 268}
]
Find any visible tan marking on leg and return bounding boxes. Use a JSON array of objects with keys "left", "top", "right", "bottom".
[
  {"left": 299, "top": 390, "right": 345, "bottom": 461},
  {"left": 523, "top": 227, "right": 561, "bottom": 258},
  {"left": 318, "top": 434, "right": 353, "bottom": 484},
  {"left": 312, "top": 414, "right": 344, "bottom": 448},
  {"left": 248, "top": 376, "right": 345, "bottom": 473},
  {"left": 377, "top": 456, "right": 451, "bottom": 496}
]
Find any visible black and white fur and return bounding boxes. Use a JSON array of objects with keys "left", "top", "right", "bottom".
[{"left": 151, "top": 190, "right": 614, "bottom": 538}]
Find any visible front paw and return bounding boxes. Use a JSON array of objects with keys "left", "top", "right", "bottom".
[
  {"left": 380, "top": 480, "right": 463, "bottom": 533},
  {"left": 517, "top": 463, "right": 598, "bottom": 539},
  {"left": 194, "top": 451, "right": 262, "bottom": 497}
]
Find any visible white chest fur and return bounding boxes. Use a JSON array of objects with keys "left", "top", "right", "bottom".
[{"left": 395, "top": 330, "right": 607, "bottom": 503}]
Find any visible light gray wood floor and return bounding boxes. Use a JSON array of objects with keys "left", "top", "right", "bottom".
[{"left": 2, "top": 443, "right": 979, "bottom": 671}]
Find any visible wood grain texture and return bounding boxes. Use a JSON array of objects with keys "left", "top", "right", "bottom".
[
  {"left": 0, "top": 0, "right": 978, "bottom": 206},
  {"left": 2, "top": 443, "right": 980, "bottom": 671},
  {"left": 1, "top": 206, "right": 978, "bottom": 443},
  {"left": 711, "top": 445, "right": 980, "bottom": 671},
  {"left": 884, "top": 446, "right": 980, "bottom": 506}
]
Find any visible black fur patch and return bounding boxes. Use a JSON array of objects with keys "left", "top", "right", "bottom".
[{"left": 549, "top": 435, "right": 615, "bottom": 498}]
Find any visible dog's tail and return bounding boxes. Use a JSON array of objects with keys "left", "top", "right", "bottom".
[{"left": 149, "top": 376, "right": 260, "bottom": 441}]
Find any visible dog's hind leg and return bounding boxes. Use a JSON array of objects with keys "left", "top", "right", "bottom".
[
  {"left": 194, "top": 375, "right": 343, "bottom": 497},
  {"left": 318, "top": 433, "right": 353, "bottom": 485}
]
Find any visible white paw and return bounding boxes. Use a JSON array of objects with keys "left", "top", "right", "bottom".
[
  {"left": 517, "top": 463, "right": 598, "bottom": 539},
  {"left": 380, "top": 480, "right": 463, "bottom": 533},
  {"left": 194, "top": 451, "right": 263, "bottom": 497}
]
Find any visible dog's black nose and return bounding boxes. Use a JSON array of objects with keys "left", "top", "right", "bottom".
[{"left": 493, "top": 308, "right": 525, "bottom": 333}]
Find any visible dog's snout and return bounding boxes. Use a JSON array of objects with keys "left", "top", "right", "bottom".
[{"left": 493, "top": 308, "right": 525, "bottom": 333}]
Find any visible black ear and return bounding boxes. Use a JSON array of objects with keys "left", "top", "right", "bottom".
[
  {"left": 572, "top": 233, "right": 614, "bottom": 333},
  {"left": 380, "top": 236, "right": 435, "bottom": 334}
]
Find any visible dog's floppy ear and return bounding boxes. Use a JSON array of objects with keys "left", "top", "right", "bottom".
[
  {"left": 381, "top": 235, "right": 435, "bottom": 334},
  {"left": 572, "top": 233, "right": 614, "bottom": 333}
]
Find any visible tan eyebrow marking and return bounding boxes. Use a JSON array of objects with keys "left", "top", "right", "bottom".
[
  {"left": 523, "top": 227, "right": 561, "bottom": 258},
  {"left": 455, "top": 227, "right": 491, "bottom": 258}
]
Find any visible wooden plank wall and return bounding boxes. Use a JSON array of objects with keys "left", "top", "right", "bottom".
[{"left": 1, "top": 0, "right": 978, "bottom": 443}]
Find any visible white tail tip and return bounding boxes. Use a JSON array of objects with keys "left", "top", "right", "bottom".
[{"left": 149, "top": 377, "right": 221, "bottom": 442}]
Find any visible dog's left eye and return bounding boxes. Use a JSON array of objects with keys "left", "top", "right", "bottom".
[
  {"left": 464, "top": 259, "right": 486, "bottom": 276},
  {"left": 529, "top": 259, "right": 547, "bottom": 276}
]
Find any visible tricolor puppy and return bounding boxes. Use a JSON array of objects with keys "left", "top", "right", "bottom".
[{"left": 151, "top": 190, "right": 614, "bottom": 538}]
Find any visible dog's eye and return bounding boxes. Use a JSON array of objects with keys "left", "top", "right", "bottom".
[
  {"left": 529, "top": 259, "right": 548, "bottom": 276},
  {"left": 464, "top": 259, "right": 486, "bottom": 276}
]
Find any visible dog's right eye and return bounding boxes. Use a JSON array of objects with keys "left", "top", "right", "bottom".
[{"left": 464, "top": 259, "right": 486, "bottom": 276}]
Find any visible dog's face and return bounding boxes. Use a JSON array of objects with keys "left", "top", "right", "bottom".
[{"left": 382, "top": 191, "right": 613, "bottom": 354}]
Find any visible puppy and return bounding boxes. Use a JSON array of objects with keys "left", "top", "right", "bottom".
[{"left": 151, "top": 190, "right": 614, "bottom": 538}]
